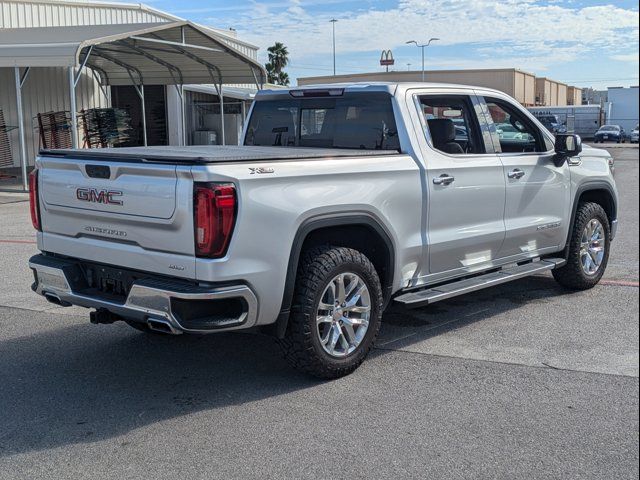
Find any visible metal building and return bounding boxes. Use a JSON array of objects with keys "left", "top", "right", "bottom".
[
  {"left": 567, "top": 86, "right": 583, "bottom": 106},
  {"left": 606, "top": 86, "right": 639, "bottom": 132},
  {"left": 0, "top": 0, "right": 265, "bottom": 190},
  {"left": 535, "top": 77, "right": 568, "bottom": 107}
]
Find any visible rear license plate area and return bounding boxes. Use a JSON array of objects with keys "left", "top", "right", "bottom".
[{"left": 81, "top": 263, "right": 138, "bottom": 301}]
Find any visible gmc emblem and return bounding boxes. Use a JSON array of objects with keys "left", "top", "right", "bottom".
[{"left": 76, "top": 188, "right": 123, "bottom": 206}]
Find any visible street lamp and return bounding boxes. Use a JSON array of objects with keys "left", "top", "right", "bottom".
[
  {"left": 330, "top": 19, "right": 338, "bottom": 76},
  {"left": 406, "top": 38, "right": 439, "bottom": 82}
]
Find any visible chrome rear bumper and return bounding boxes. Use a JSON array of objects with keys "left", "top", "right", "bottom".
[{"left": 29, "top": 254, "right": 258, "bottom": 334}]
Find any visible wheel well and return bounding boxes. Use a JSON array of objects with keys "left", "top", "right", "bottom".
[
  {"left": 578, "top": 189, "right": 616, "bottom": 225},
  {"left": 300, "top": 224, "right": 393, "bottom": 295},
  {"left": 271, "top": 217, "right": 395, "bottom": 338}
]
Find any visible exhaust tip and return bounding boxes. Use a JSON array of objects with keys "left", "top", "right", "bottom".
[
  {"left": 43, "top": 292, "right": 72, "bottom": 307},
  {"left": 147, "top": 318, "right": 182, "bottom": 335}
]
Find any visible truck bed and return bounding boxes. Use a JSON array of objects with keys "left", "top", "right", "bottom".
[{"left": 40, "top": 145, "right": 401, "bottom": 164}]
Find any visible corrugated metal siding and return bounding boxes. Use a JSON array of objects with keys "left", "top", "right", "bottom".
[
  {"left": 0, "top": 66, "right": 107, "bottom": 167},
  {"left": 0, "top": 0, "right": 172, "bottom": 28},
  {"left": 214, "top": 37, "right": 258, "bottom": 60}
]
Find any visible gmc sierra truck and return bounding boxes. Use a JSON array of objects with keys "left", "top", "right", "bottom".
[{"left": 28, "top": 83, "right": 618, "bottom": 378}]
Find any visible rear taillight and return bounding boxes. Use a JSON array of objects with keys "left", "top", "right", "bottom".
[
  {"left": 29, "top": 169, "right": 41, "bottom": 231},
  {"left": 194, "top": 183, "right": 237, "bottom": 258}
]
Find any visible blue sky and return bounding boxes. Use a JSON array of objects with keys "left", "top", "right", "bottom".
[{"left": 144, "top": 0, "right": 639, "bottom": 88}]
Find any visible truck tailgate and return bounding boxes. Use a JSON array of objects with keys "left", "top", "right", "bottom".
[{"left": 37, "top": 155, "right": 196, "bottom": 278}]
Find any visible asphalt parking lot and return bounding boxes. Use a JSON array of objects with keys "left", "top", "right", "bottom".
[{"left": 0, "top": 147, "right": 638, "bottom": 479}]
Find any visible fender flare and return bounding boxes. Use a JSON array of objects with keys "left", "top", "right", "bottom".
[
  {"left": 272, "top": 212, "right": 396, "bottom": 338},
  {"left": 561, "top": 180, "right": 618, "bottom": 259}
]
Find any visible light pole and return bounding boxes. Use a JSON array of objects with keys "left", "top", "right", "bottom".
[
  {"left": 330, "top": 19, "right": 338, "bottom": 76},
  {"left": 406, "top": 38, "right": 439, "bottom": 82}
]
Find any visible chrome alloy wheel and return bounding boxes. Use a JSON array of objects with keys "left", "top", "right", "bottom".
[
  {"left": 316, "top": 272, "right": 371, "bottom": 358},
  {"left": 580, "top": 218, "right": 606, "bottom": 276}
]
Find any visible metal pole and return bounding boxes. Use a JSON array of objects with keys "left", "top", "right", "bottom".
[
  {"left": 14, "top": 67, "right": 29, "bottom": 190},
  {"left": 218, "top": 84, "right": 226, "bottom": 146},
  {"left": 330, "top": 19, "right": 337, "bottom": 76},
  {"left": 140, "top": 84, "right": 148, "bottom": 146},
  {"left": 68, "top": 66, "right": 79, "bottom": 149},
  {"left": 421, "top": 46, "right": 425, "bottom": 82},
  {"left": 181, "top": 85, "right": 187, "bottom": 146}
]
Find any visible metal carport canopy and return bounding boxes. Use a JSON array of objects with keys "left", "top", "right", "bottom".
[
  {"left": 0, "top": 21, "right": 267, "bottom": 85},
  {"left": 0, "top": 21, "right": 267, "bottom": 191}
]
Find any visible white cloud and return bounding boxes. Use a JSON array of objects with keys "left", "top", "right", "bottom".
[
  {"left": 215, "top": 0, "right": 639, "bottom": 71},
  {"left": 611, "top": 52, "right": 640, "bottom": 63}
]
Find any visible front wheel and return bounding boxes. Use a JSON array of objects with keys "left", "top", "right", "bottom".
[
  {"left": 553, "top": 202, "right": 611, "bottom": 290},
  {"left": 279, "top": 246, "right": 383, "bottom": 379}
]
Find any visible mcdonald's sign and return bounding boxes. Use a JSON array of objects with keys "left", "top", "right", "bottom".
[{"left": 380, "top": 50, "right": 395, "bottom": 67}]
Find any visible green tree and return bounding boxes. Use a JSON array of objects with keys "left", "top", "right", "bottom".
[{"left": 265, "top": 42, "right": 290, "bottom": 86}]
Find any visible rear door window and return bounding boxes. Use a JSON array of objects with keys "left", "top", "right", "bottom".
[
  {"left": 244, "top": 92, "right": 400, "bottom": 150},
  {"left": 417, "top": 95, "right": 485, "bottom": 155}
]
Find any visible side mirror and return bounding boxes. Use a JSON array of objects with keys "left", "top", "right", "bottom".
[{"left": 554, "top": 134, "right": 582, "bottom": 166}]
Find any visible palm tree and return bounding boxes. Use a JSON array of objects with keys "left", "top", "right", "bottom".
[{"left": 265, "top": 42, "right": 290, "bottom": 86}]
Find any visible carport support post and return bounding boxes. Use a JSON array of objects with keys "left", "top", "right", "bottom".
[
  {"left": 218, "top": 83, "right": 225, "bottom": 146},
  {"left": 213, "top": 79, "right": 225, "bottom": 146},
  {"left": 14, "top": 67, "right": 29, "bottom": 191},
  {"left": 140, "top": 84, "right": 148, "bottom": 146},
  {"left": 68, "top": 66, "right": 79, "bottom": 149},
  {"left": 181, "top": 85, "right": 187, "bottom": 146}
]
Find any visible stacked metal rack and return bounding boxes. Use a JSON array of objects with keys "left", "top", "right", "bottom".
[
  {"left": 79, "top": 108, "right": 133, "bottom": 148},
  {"left": 36, "top": 111, "right": 73, "bottom": 150},
  {"left": 0, "top": 109, "right": 16, "bottom": 169}
]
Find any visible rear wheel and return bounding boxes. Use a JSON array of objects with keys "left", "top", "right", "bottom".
[
  {"left": 553, "top": 202, "right": 610, "bottom": 290},
  {"left": 279, "top": 246, "right": 383, "bottom": 379}
]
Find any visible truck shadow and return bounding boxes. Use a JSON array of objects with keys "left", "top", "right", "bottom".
[{"left": 0, "top": 274, "right": 574, "bottom": 457}]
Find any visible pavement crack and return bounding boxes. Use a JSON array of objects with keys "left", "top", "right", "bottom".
[{"left": 373, "top": 345, "right": 639, "bottom": 379}]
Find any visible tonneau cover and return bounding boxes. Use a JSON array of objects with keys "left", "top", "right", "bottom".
[{"left": 40, "top": 145, "right": 401, "bottom": 164}]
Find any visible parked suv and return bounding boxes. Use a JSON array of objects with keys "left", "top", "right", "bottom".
[
  {"left": 29, "top": 83, "right": 618, "bottom": 378},
  {"left": 630, "top": 124, "right": 639, "bottom": 144}
]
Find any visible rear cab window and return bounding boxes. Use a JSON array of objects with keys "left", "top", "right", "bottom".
[
  {"left": 417, "top": 95, "right": 485, "bottom": 155},
  {"left": 244, "top": 92, "right": 400, "bottom": 151}
]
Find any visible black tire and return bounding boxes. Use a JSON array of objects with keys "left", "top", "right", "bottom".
[
  {"left": 553, "top": 202, "right": 611, "bottom": 290},
  {"left": 279, "top": 246, "right": 383, "bottom": 379}
]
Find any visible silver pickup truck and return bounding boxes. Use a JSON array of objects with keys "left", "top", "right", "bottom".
[{"left": 28, "top": 83, "right": 618, "bottom": 378}]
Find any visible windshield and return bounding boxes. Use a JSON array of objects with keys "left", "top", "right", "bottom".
[
  {"left": 244, "top": 92, "right": 400, "bottom": 150},
  {"left": 599, "top": 125, "right": 620, "bottom": 131}
]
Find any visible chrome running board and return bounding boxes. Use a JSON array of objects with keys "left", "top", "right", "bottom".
[{"left": 394, "top": 258, "right": 566, "bottom": 308}]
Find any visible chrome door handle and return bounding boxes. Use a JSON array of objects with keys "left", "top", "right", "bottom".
[
  {"left": 508, "top": 169, "right": 526, "bottom": 179},
  {"left": 433, "top": 174, "right": 455, "bottom": 186}
]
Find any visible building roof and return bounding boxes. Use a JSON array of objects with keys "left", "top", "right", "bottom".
[
  {"left": 1, "top": 1, "right": 260, "bottom": 53},
  {"left": 0, "top": 21, "right": 266, "bottom": 85},
  {"left": 0, "top": 0, "right": 178, "bottom": 28}
]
